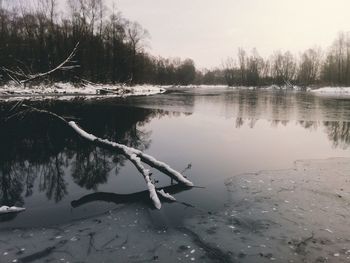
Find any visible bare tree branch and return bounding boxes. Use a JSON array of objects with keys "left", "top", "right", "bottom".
[{"left": 1, "top": 42, "right": 80, "bottom": 85}]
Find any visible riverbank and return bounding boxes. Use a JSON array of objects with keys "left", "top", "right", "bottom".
[
  {"left": 0, "top": 82, "right": 166, "bottom": 101},
  {"left": 1, "top": 83, "right": 350, "bottom": 102}
]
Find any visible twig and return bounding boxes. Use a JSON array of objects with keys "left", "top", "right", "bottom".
[
  {"left": 101, "top": 234, "right": 120, "bottom": 249},
  {"left": 87, "top": 232, "right": 97, "bottom": 255},
  {"left": 296, "top": 232, "right": 314, "bottom": 249},
  {"left": 294, "top": 232, "right": 315, "bottom": 255},
  {"left": 181, "top": 163, "right": 192, "bottom": 174}
]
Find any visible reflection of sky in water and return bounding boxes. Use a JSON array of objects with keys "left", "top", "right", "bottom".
[{"left": 0, "top": 88, "right": 350, "bottom": 229}]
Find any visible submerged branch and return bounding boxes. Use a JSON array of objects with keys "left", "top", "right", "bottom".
[{"left": 71, "top": 184, "right": 193, "bottom": 209}]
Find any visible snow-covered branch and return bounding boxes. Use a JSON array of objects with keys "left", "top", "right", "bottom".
[
  {"left": 157, "top": 189, "right": 176, "bottom": 201},
  {"left": 9, "top": 105, "right": 193, "bottom": 209},
  {"left": 68, "top": 121, "right": 193, "bottom": 187},
  {"left": 0, "top": 206, "right": 26, "bottom": 214}
]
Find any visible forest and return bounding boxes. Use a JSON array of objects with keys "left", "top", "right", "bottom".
[
  {"left": 0, "top": 0, "right": 197, "bottom": 85},
  {"left": 0, "top": 0, "right": 350, "bottom": 87}
]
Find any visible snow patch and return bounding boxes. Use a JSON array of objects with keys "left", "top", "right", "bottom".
[
  {"left": 175, "top": 85, "right": 229, "bottom": 89},
  {"left": 0, "top": 206, "right": 26, "bottom": 214},
  {"left": 228, "top": 85, "right": 303, "bottom": 91},
  {"left": 310, "top": 87, "right": 350, "bottom": 96}
]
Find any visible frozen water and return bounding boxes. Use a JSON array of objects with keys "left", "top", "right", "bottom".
[{"left": 1, "top": 158, "right": 350, "bottom": 262}]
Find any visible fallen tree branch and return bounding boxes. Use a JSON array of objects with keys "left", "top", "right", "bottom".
[
  {"left": 68, "top": 121, "right": 193, "bottom": 186},
  {"left": 1, "top": 42, "right": 80, "bottom": 85},
  {"left": 8, "top": 104, "right": 193, "bottom": 209}
]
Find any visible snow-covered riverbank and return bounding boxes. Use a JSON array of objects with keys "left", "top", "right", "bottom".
[
  {"left": 310, "top": 87, "right": 350, "bottom": 96},
  {"left": 0, "top": 82, "right": 166, "bottom": 101},
  {"left": 2, "top": 83, "right": 350, "bottom": 101}
]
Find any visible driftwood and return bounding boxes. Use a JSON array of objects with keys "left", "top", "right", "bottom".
[{"left": 7, "top": 104, "right": 193, "bottom": 209}]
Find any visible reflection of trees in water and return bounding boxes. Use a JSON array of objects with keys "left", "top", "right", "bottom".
[
  {"left": 0, "top": 160, "right": 36, "bottom": 221},
  {"left": 271, "top": 119, "right": 289, "bottom": 127},
  {"left": 0, "top": 111, "right": 73, "bottom": 207},
  {"left": 0, "top": 100, "right": 177, "bottom": 212},
  {"left": 234, "top": 117, "right": 350, "bottom": 149},
  {"left": 235, "top": 117, "right": 244, "bottom": 128},
  {"left": 297, "top": 120, "right": 319, "bottom": 130},
  {"left": 221, "top": 90, "right": 350, "bottom": 122},
  {"left": 323, "top": 121, "right": 350, "bottom": 149},
  {"left": 39, "top": 154, "right": 68, "bottom": 203},
  {"left": 296, "top": 120, "right": 350, "bottom": 149},
  {"left": 72, "top": 146, "right": 111, "bottom": 191},
  {"left": 0, "top": 164, "right": 25, "bottom": 207},
  {"left": 221, "top": 90, "right": 350, "bottom": 148},
  {"left": 235, "top": 117, "right": 258, "bottom": 129},
  {"left": 223, "top": 90, "right": 295, "bottom": 120}
]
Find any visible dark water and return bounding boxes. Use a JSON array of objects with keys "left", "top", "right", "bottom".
[{"left": 0, "top": 87, "right": 350, "bottom": 230}]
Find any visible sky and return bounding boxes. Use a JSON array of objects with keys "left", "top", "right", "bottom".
[{"left": 107, "top": 0, "right": 350, "bottom": 69}]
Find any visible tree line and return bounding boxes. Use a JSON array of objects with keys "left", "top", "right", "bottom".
[
  {"left": 0, "top": 0, "right": 196, "bottom": 85},
  {"left": 214, "top": 32, "right": 350, "bottom": 87},
  {"left": 0, "top": 0, "right": 349, "bottom": 87}
]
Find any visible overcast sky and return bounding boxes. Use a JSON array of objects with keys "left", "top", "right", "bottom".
[
  {"left": 8, "top": 0, "right": 350, "bottom": 68},
  {"left": 106, "top": 0, "right": 350, "bottom": 69}
]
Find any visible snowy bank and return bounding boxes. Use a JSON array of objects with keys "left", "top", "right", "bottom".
[
  {"left": 228, "top": 85, "right": 304, "bottom": 91},
  {"left": 228, "top": 85, "right": 350, "bottom": 95},
  {"left": 0, "top": 82, "right": 166, "bottom": 100},
  {"left": 174, "top": 84, "right": 229, "bottom": 89},
  {"left": 310, "top": 87, "right": 350, "bottom": 96},
  {"left": 172, "top": 84, "right": 302, "bottom": 90}
]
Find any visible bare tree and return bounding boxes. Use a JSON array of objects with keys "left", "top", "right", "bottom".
[
  {"left": 246, "top": 48, "right": 263, "bottom": 86},
  {"left": 297, "top": 48, "right": 322, "bottom": 86},
  {"left": 271, "top": 51, "right": 296, "bottom": 86},
  {"left": 222, "top": 57, "right": 236, "bottom": 86},
  {"left": 37, "top": 0, "right": 57, "bottom": 27},
  {"left": 125, "top": 21, "right": 150, "bottom": 83},
  {"left": 321, "top": 32, "right": 350, "bottom": 86},
  {"left": 237, "top": 48, "right": 246, "bottom": 84}
]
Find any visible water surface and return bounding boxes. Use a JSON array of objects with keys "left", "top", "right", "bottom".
[{"left": 0, "top": 87, "right": 350, "bottom": 262}]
